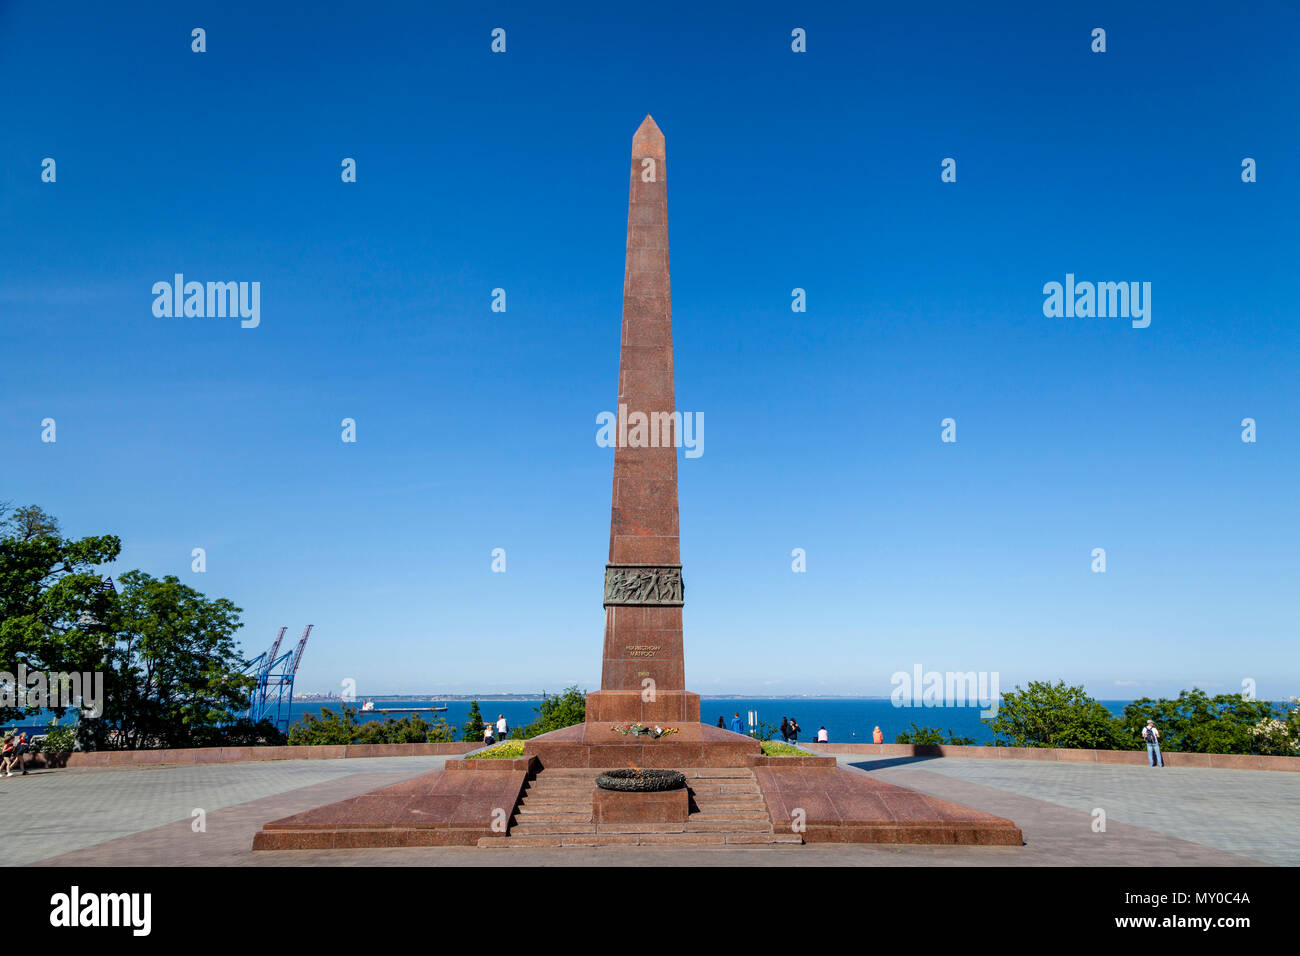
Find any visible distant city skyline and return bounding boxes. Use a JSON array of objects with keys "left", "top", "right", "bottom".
[{"left": 3, "top": 1, "right": 1297, "bottom": 701}]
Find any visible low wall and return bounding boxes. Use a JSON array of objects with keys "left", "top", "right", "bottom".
[
  {"left": 803, "top": 741, "right": 1300, "bottom": 772},
  {"left": 23, "top": 741, "right": 480, "bottom": 770}
]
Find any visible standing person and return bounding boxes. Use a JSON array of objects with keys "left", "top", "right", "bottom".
[
  {"left": 816, "top": 726, "right": 829, "bottom": 743},
  {"left": 872, "top": 725, "right": 884, "bottom": 745},
  {"left": 496, "top": 714, "right": 508, "bottom": 740},
  {"left": 788, "top": 718, "right": 800, "bottom": 744},
  {"left": 1141, "top": 720, "right": 1164, "bottom": 767},
  {"left": 717, "top": 716, "right": 725, "bottom": 729},
  {"left": 11, "top": 732, "right": 30, "bottom": 775},
  {"left": 780, "top": 717, "right": 791, "bottom": 744},
  {"left": 730, "top": 712, "right": 743, "bottom": 734}
]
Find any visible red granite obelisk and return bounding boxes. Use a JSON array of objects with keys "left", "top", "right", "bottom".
[{"left": 586, "top": 116, "right": 700, "bottom": 724}]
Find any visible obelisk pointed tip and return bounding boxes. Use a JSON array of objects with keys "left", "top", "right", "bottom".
[{"left": 633, "top": 114, "right": 665, "bottom": 156}]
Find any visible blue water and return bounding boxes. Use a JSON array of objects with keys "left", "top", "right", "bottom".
[
  {"left": 12, "top": 697, "right": 1244, "bottom": 745},
  {"left": 284, "top": 697, "right": 1137, "bottom": 745},
  {"left": 697, "top": 698, "right": 1135, "bottom": 745}
]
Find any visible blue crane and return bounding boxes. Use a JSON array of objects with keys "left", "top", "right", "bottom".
[{"left": 243, "top": 625, "right": 312, "bottom": 732}]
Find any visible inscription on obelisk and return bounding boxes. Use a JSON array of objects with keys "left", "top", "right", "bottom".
[{"left": 587, "top": 115, "right": 700, "bottom": 724}]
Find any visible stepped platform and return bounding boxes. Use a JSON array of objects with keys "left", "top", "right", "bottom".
[
  {"left": 524, "top": 721, "right": 760, "bottom": 769},
  {"left": 251, "top": 729, "right": 1023, "bottom": 850},
  {"left": 756, "top": 763, "right": 1023, "bottom": 845},
  {"left": 481, "top": 766, "right": 800, "bottom": 847},
  {"left": 251, "top": 757, "right": 532, "bottom": 850}
]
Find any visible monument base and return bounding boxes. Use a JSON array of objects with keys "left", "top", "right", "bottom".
[
  {"left": 584, "top": 690, "right": 700, "bottom": 723},
  {"left": 593, "top": 787, "right": 690, "bottom": 824},
  {"left": 525, "top": 720, "right": 759, "bottom": 769}
]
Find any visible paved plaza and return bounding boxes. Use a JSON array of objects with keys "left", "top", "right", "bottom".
[{"left": 4, "top": 750, "right": 1292, "bottom": 866}]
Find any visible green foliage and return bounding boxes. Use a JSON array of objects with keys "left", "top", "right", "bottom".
[
  {"left": 517, "top": 686, "right": 586, "bottom": 738},
  {"left": 288, "top": 706, "right": 458, "bottom": 746},
  {"left": 894, "top": 723, "right": 976, "bottom": 746},
  {"left": 759, "top": 740, "right": 813, "bottom": 756},
  {"left": 0, "top": 504, "right": 121, "bottom": 724},
  {"left": 747, "top": 720, "right": 780, "bottom": 741},
  {"left": 191, "top": 718, "right": 286, "bottom": 747},
  {"left": 987, "top": 680, "right": 1128, "bottom": 749},
  {"left": 1, "top": 505, "right": 258, "bottom": 749},
  {"left": 289, "top": 705, "right": 360, "bottom": 745},
  {"left": 461, "top": 700, "right": 485, "bottom": 742},
  {"left": 1121, "top": 689, "right": 1289, "bottom": 755},
  {"left": 286, "top": 707, "right": 457, "bottom": 743},
  {"left": 424, "top": 715, "right": 458, "bottom": 743},
  {"left": 472, "top": 740, "right": 524, "bottom": 759},
  {"left": 33, "top": 722, "right": 77, "bottom": 754},
  {"left": 101, "top": 570, "right": 252, "bottom": 749}
]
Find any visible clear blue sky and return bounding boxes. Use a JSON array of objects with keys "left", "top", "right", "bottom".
[{"left": 2, "top": 1, "right": 1296, "bottom": 699}]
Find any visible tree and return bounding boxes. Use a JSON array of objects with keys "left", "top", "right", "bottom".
[
  {"left": 289, "top": 707, "right": 461, "bottom": 745},
  {"left": 895, "top": 724, "right": 976, "bottom": 746},
  {"left": 1122, "top": 689, "right": 1285, "bottom": 755},
  {"left": 424, "top": 716, "right": 458, "bottom": 742},
  {"left": 986, "top": 680, "right": 1126, "bottom": 749},
  {"left": 288, "top": 705, "right": 360, "bottom": 745},
  {"left": 0, "top": 504, "right": 120, "bottom": 724},
  {"left": 517, "top": 686, "right": 586, "bottom": 738},
  {"left": 100, "top": 570, "right": 253, "bottom": 749},
  {"left": 462, "top": 700, "right": 486, "bottom": 742},
  {"left": 2, "top": 505, "right": 277, "bottom": 749}
]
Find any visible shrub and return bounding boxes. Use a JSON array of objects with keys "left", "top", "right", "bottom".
[
  {"left": 987, "top": 680, "right": 1127, "bottom": 749},
  {"left": 1122, "top": 689, "right": 1289, "bottom": 755},
  {"left": 288, "top": 706, "right": 462, "bottom": 746},
  {"left": 517, "top": 686, "right": 586, "bottom": 738},
  {"left": 895, "top": 724, "right": 976, "bottom": 746},
  {"left": 33, "top": 723, "right": 76, "bottom": 754}
]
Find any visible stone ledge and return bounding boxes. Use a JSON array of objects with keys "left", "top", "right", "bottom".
[
  {"left": 26, "top": 741, "right": 480, "bottom": 770},
  {"left": 801, "top": 742, "right": 1300, "bottom": 771}
]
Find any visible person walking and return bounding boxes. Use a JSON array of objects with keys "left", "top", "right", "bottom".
[
  {"left": 730, "top": 712, "right": 743, "bottom": 734},
  {"left": 496, "top": 714, "right": 508, "bottom": 740},
  {"left": 872, "top": 725, "right": 884, "bottom": 745},
  {"left": 0, "top": 732, "right": 14, "bottom": 776},
  {"left": 13, "top": 732, "right": 30, "bottom": 774},
  {"left": 1141, "top": 720, "right": 1164, "bottom": 767},
  {"left": 0, "top": 732, "right": 26, "bottom": 776},
  {"left": 780, "top": 717, "right": 791, "bottom": 743}
]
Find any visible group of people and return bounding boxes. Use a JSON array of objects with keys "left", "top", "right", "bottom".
[
  {"left": 1, "top": 731, "right": 31, "bottom": 777},
  {"left": 716, "top": 714, "right": 890, "bottom": 746},
  {"left": 481, "top": 714, "right": 509, "bottom": 746},
  {"left": 714, "top": 713, "right": 843, "bottom": 745}
]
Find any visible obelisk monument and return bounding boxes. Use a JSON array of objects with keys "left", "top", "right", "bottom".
[{"left": 586, "top": 115, "right": 700, "bottom": 724}]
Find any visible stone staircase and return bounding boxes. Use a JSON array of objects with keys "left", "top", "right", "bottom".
[{"left": 478, "top": 767, "right": 802, "bottom": 847}]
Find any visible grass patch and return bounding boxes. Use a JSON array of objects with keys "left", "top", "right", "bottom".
[
  {"left": 470, "top": 740, "right": 525, "bottom": 759},
  {"left": 760, "top": 740, "right": 815, "bottom": 757}
]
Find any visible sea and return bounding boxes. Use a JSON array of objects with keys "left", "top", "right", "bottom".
[
  {"left": 9, "top": 696, "right": 1285, "bottom": 744},
  {"left": 282, "top": 697, "right": 1140, "bottom": 745}
]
